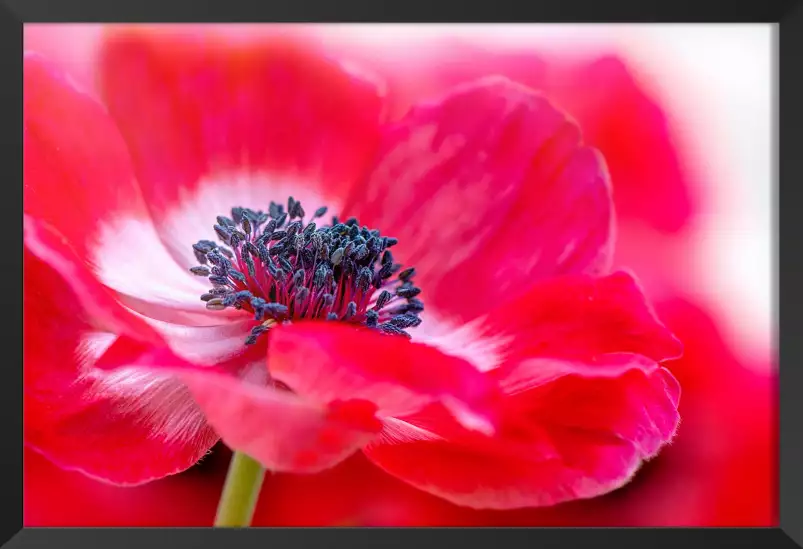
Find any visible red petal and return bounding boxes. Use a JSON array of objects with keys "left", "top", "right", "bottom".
[
  {"left": 477, "top": 271, "right": 682, "bottom": 367},
  {"left": 496, "top": 355, "right": 680, "bottom": 457},
  {"left": 160, "top": 367, "right": 381, "bottom": 473},
  {"left": 346, "top": 77, "right": 612, "bottom": 323},
  {"left": 90, "top": 327, "right": 381, "bottom": 473},
  {"left": 24, "top": 215, "right": 165, "bottom": 346},
  {"left": 24, "top": 219, "right": 218, "bottom": 485},
  {"left": 23, "top": 53, "right": 150, "bottom": 260},
  {"left": 98, "top": 28, "right": 384, "bottom": 268},
  {"left": 23, "top": 52, "right": 220, "bottom": 321},
  {"left": 365, "top": 354, "right": 680, "bottom": 509},
  {"left": 24, "top": 25, "right": 104, "bottom": 99},
  {"left": 267, "top": 322, "right": 501, "bottom": 433},
  {"left": 344, "top": 44, "right": 694, "bottom": 233},
  {"left": 94, "top": 315, "right": 268, "bottom": 382},
  {"left": 27, "top": 215, "right": 252, "bottom": 379},
  {"left": 24, "top": 446, "right": 226, "bottom": 526},
  {"left": 552, "top": 56, "right": 695, "bottom": 233}
]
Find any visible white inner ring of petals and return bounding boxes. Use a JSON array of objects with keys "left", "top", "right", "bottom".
[{"left": 90, "top": 172, "right": 337, "bottom": 318}]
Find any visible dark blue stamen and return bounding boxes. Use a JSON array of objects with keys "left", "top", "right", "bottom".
[
  {"left": 374, "top": 290, "right": 393, "bottom": 310},
  {"left": 397, "top": 286, "right": 422, "bottom": 299},
  {"left": 213, "top": 224, "right": 231, "bottom": 244},
  {"left": 295, "top": 287, "right": 310, "bottom": 306},
  {"left": 286, "top": 221, "right": 302, "bottom": 237},
  {"left": 228, "top": 269, "right": 246, "bottom": 283},
  {"left": 379, "top": 323, "right": 412, "bottom": 338},
  {"left": 378, "top": 262, "right": 394, "bottom": 280},
  {"left": 208, "top": 275, "right": 230, "bottom": 287},
  {"left": 191, "top": 197, "right": 424, "bottom": 345},
  {"left": 241, "top": 215, "right": 253, "bottom": 235},
  {"left": 206, "top": 297, "right": 226, "bottom": 311},
  {"left": 344, "top": 301, "right": 357, "bottom": 320},
  {"left": 229, "top": 230, "right": 245, "bottom": 248},
  {"left": 251, "top": 325, "right": 269, "bottom": 336},
  {"left": 233, "top": 290, "right": 253, "bottom": 304},
  {"left": 219, "top": 247, "right": 234, "bottom": 259},
  {"left": 217, "top": 216, "right": 235, "bottom": 228},
  {"left": 390, "top": 314, "right": 423, "bottom": 328},
  {"left": 189, "top": 266, "right": 211, "bottom": 276},
  {"left": 331, "top": 247, "right": 345, "bottom": 266},
  {"left": 398, "top": 267, "right": 416, "bottom": 282},
  {"left": 242, "top": 254, "right": 256, "bottom": 277}
]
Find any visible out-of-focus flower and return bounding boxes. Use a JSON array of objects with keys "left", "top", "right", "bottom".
[
  {"left": 24, "top": 26, "right": 682, "bottom": 512},
  {"left": 332, "top": 40, "right": 698, "bottom": 235}
]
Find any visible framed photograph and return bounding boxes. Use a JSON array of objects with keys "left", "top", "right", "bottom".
[{"left": 11, "top": 1, "right": 795, "bottom": 548}]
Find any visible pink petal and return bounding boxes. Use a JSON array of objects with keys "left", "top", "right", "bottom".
[
  {"left": 82, "top": 280, "right": 386, "bottom": 474},
  {"left": 92, "top": 318, "right": 270, "bottom": 389},
  {"left": 494, "top": 354, "right": 680, "bottom": 457},
  {"left": 25, "top": 216, "right": 242, "bottom": 400},
  {"left": 179, "top": 368, "right": 381, "bottom": 473},
  {"left": 98, "top": 349, "right": 383, "bottom": 474},
  {"left": 344, "top": 43, "right": 695, "bottom": 232},
  {"left": 143, "top": 318, "right": 267, "bottom": 372},
  {"left": 23, "top": 52, "right": 219, "bottom": 322},
  {"left": 98, "top": 28, "right": 385, "bottom": 269},
  {"left": 23, "top": 53, "right": 149, "bottom": 260},
  {"left": 364, "top": 354, "right": 680, "bottom": 509},
  {"left": 267, "top": 322, "right": 502, "bottom": 433},
  {"left": 24, "top": 219, "right": 218, "bottom": 485},
  {"left": 551, "top": 56, "right": 696, "bottom": 233},
  {"left": 24, "top": 215, "right": 163, "bottom": 346},
  {"left": 24, "top": 24, "right": 104, "bottom": 100},
  {"left": 345, "top": 77, "right": 612, "bottom": 323},
  {"left": 477, "top": 271, "right": 682, "bottom": 367}
]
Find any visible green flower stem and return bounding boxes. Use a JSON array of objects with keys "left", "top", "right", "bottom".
[{"left": 214, "top": 451, "right": 266, "bottom": 527}]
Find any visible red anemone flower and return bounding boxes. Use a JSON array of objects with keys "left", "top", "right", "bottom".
[{"left": 24, "top": 28, "right": 681, "bottom": 510}]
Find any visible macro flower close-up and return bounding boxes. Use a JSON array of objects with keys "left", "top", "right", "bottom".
[{"left": 22, "top": 23, "right": 773, "bottom": 528}]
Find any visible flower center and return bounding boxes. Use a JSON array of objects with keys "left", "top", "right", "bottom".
[{"left": 190, "top": 197, "right": 423, "bottom": 345}]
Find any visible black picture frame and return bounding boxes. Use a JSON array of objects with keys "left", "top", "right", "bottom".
[{"left": 6, "top": 0, "right": 797, "bottom": 547}]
